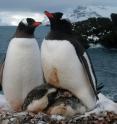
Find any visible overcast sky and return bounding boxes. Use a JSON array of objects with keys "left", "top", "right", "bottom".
[
  {"left": 1, "top": 0, "right": 117, "bottom": 12},
  {"left": 0, "top": 0, "right": 117, "bottom": 25}
]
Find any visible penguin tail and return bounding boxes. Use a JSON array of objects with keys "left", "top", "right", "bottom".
[{"left": 97, "top": 83, "right": 104, "bottom": 94}]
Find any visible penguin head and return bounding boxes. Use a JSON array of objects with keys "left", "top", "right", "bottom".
[
  {"left": 44, "top": 11, "right": 72, "bottom": 34},
  {"left": 16, "top": 18, "right": 41, "bottom": 37}
]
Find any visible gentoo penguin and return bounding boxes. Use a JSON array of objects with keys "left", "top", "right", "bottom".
[
  {"left": 22, "top": 83, "right": 85, "bottom": 116},
  {"left": 22, "top": 84, "right": 57, "bottom": 113},
  {"left": 41, "top": 11, "right": 98, "bottom": 112},
  {"left": 2, "top": 18, "right": 43, "bottom": 111}
]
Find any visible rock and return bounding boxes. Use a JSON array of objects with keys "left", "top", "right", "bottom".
[
  {"left": 111, "top": 13, "right": 117, "bottom": 27},
  {"left": 114, "top": 95, "right": 117, "bottom": 103},
  {"left": 0, "top": 111, "right": 64, "bottom": 124},
  {"left": 72, "top": 13, "right": 117, "bottom": 49},
  {"left": 67, "top": 112, "right": 117, "bottom": 124},
  {"left": 0, "top": 111, "right": 35, "bottom": 124},
  {"left": 0, "top": 111, "right": 117, "bottom": 124}
]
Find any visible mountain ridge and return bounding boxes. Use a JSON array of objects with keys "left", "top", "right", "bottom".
[{"left": 63, "top": 5, "right": 117, "bottom": 22}]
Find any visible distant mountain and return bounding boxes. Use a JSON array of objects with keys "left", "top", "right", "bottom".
[
  {"left": 34, "top": 5, "right": 117, "bottom": 26},
  {"left": 62, "top": 6, "right": 117, "bottom": 49},
  {"left": 0, "top": 5, "right": 117, "bottom": 26},
  {"left": 63, "top": 6, "right": 117, "bottom": 22}
]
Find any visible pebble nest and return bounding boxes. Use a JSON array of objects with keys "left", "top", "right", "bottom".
[{"left": 0, "top": 111, "right": 117, "bottom": 124}]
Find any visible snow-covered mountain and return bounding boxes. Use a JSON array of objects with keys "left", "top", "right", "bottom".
[
  {"left": 0, "top": 5, "right": 117, "bottom": 26},
  {"left": 63, "top": 6, "right": 117, "bottom": 22},
  {"left": 43, "top": 5, "right": 117, "bottom": 25}
]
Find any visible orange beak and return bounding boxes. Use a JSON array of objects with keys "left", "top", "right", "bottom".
[
  {"left": 33, "top": 22, "right": 42, "bottom": 27},
  {"left": 44, "top": 11, "right": 54, "bottom": 18}
]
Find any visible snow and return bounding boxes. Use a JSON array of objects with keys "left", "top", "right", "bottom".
[
  {"left": 87, "top": 35, "right": 99, "bottom": 41},
  {"left": 64, "top": 6, "right": 117, "bottom": 22},
  {"left": 51, "top": 115, "right": 65, "bottom": 121},
  {"left": 0, "top": 95, "right": 11, "bottom": 111},
  {"left": 0, "top": 93, "right": 117, "bottom": 116},
  {"left": 1, "top": 5, "right": 117, "bottom": 26},
  {"left": 85, "top": 93, "right": 117, "bottom": 116}
]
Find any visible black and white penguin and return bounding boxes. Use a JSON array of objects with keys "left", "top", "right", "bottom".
[
  {"left": 46, "top": 89, "right": 86, "bottom": 117},
  {"left": 22, "top": 83, "right": 85, "bottom": 116},
  {"left": 41, "top": 11, "right": 98, "bottom": 112},
  {"left": 22, "top": 84, "right": 57, "bottom": 113},
  {"left": 2, "top": 18, "right": 44, "bottom": 111}
]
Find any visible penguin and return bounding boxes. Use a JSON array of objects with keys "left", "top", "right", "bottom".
[
  {"left": 41, "top": 11, "right": 98, "bottom": 112},
  {"left": 46, "top": 88, "right": 86, "bottom": 117},
  {"left": 46, "top": 97, "right": 86, "bottom": 117},
  {"left": 2, "top": 18, "right": 44, "bottom": 111},
  {"left": 22, "top": 84, "right": 57, "bottom": 113},
  {"left": 47, "top": 83, "right": 103, "bottom": 117},
  {"left": 22, "top": 83, "right": 85, "bottom": 116}
]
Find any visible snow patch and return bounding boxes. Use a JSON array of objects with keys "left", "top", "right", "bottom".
[
  {"left": 51, "top": 115, "right": 65, "bottom": 121},
  {"left": 64, "top": 6, "right": 117, "bottom": 22},
  {"left": 85, "top": 93, "right": 117, "bottom": 116},
  {"left": 0, "top": 94, "right": 11, "bottom": 111},
  {"left": 87, "top": 35, "right": 99, "bottom": 41}
]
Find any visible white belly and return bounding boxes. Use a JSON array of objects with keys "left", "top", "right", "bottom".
[
  {"left": 41, "top": 39, "right": 96, "bottom": 111},
  {"left": 3, "top": 38, "right": 43, "bottom": 107}
]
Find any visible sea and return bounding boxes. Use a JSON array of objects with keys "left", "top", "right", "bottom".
[{"left": 0, "top": 26, "right": 117, "bottom": 102}]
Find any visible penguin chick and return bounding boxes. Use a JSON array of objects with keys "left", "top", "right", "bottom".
[
  {"left": 22, "top": 84, "right": 57, "bottom": 113},
  {"left": 46, "top": 89, "right": 86, "bottom": 117},
  {"left": 46, "top": 96, "right": 86, "bottom": 117}
]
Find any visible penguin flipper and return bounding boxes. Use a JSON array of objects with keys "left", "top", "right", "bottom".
[
  {"left": 22, "top": 85, "right": 48, "bottom": 111},
  {"left": 0, "top": 54, "right": 6, "bottom": 90},
  {"left": 69, "top": 40, "right": 98, "bottom": 99},
  {"left": 81, "top": 55, "right": 98, "bottom": 99},
  {"left": 22, "top": 84, "right": 57, "bottom": 111}
]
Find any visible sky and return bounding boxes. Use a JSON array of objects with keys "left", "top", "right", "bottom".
[
  {"left": 1, "top": 0, "right": 117, "bottom": 11},
  {"left": 0, "top": 0, "right": 117, "bottom": 25}
]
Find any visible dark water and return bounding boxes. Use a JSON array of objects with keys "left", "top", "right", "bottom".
[{"left": 0, "top": 26, "right": 117, "bottom": 101}]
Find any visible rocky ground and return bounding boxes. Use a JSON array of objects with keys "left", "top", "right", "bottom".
[
  {"left": 72, "top": 13, "right": 117, "bottom": 49},
  {"left": 0, "top": 111, "right": 117, "bottom": 124}
]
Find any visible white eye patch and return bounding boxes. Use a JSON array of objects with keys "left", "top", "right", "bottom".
[{"left": 21, "top": 18, "right": 28, "bottom": 26}]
